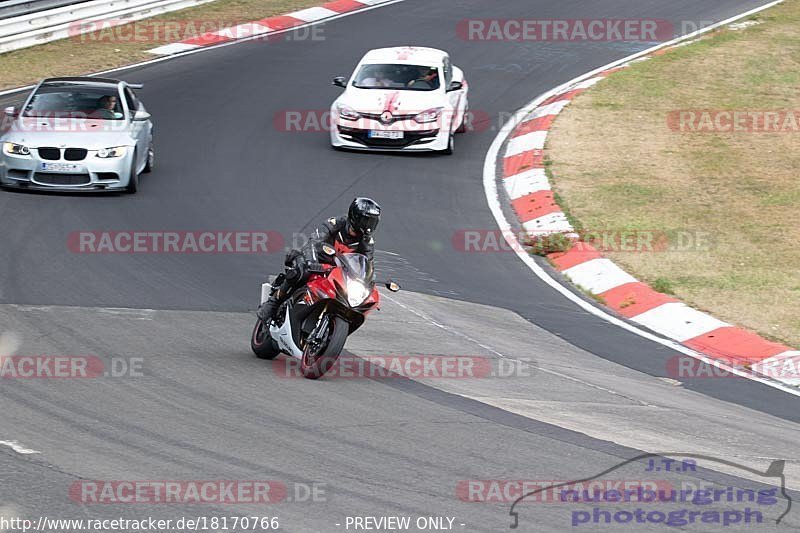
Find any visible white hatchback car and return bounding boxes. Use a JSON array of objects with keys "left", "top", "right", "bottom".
[{"left": 330, "top": 47, "right": 469, "bottom": 154}]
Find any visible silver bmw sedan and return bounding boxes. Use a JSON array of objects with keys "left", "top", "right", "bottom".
[{"left": 0, "top": 77, "right": 154, "bottom": 193}]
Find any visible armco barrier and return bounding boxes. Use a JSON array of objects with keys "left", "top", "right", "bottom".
[
  {"left": 0, "top": 0, "right": 216, "bottom": 54},
  {"left": 0, "top": 0, "right": 92, "bottom": 20}
]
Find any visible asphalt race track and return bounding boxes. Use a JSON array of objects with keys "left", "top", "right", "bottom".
[{"left": 1, "top": 0, "right": 799, "bottom": 531}]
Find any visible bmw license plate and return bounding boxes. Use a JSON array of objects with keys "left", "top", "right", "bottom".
[
  {"left": 40, "top": 162, "right": 80, "bottom": 172},
  {"left": 368, "top": 130, "right": 403, "bottom": 140}
]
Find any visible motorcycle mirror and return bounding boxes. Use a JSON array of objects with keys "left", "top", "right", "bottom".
[
  {"left": 385, "top": 281, "right": 401, "bottom": 292},
  {"left": 321, "top": 244, "right": 336, "bottom": 256}
]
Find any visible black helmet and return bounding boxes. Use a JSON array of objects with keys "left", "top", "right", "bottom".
[{"left": 347, "top": 197, "right": 381, "bottom": 236}]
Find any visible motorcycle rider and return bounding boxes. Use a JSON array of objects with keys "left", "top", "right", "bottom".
[{"left": 257, "top": 197, "right": 381, "bottom": 323}]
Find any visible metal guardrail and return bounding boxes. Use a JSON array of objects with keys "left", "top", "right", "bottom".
[
  {"left": 0, "top": 0, "right": 93, "bottom": 20},
  {"left": 0, "top": 0, "right": 216, "bottom": 54}
]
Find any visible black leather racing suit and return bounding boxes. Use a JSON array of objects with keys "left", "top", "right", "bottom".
[{"left": 271, "top": 216, "right": 375, "bottom": 308}]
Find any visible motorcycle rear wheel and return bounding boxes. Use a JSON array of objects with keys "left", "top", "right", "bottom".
[
  {"left": 300, "top": 316, "right": 348, "bottom": 379},
  {"left": 251, "top": 318, "right": 281, "bottom": 360}
]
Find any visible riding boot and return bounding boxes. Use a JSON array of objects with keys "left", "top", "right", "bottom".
[{"left": 257, "top": 288, "right": 284, "bottom": 323}]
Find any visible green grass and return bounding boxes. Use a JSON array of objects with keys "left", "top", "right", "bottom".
[{"left": 651, "top": 278, "right": 676, "bottom": 295}]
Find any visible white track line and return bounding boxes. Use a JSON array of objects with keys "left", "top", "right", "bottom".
[
  {"left": 0, "top": 336, "right": 38, "bottom": 455},
  {"left": 0, "top": 331, "right": 20, "bottom": 357},
  {"left": 481, "top": 0, "right": 800, "bottom": 397},
  {"left": 0, "top": 336, "right": 39, "bottom": 457},
  {"left": 0, "top": 440, "right": 40, "bottom": 455}
]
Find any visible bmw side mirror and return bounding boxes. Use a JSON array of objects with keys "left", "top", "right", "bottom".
[
  {"left": 133, "top": 109, "right": 151, "bottom": 121},
  {"left": 4, "top": 106, "right": 16, "bottom": 116},
  {"left": 447, "top": 81, "right": 463, "bottom": 93},
  {"left": 332, "top": 76, "right": 347, "bottom": 88},
  {"left": 385, "top": 280, "right": 401, "bottom": 292}
]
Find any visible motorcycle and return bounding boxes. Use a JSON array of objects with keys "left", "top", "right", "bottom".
[{"left": 251, "top": 243, "right": 400, "bottom": 379}]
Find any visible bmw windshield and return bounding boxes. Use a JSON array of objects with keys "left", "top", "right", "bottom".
[{"left": 23, "top": 85, "right": 125, "bottom": 120}]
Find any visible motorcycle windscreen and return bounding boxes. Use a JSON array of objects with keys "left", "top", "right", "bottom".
[{"left": 335, "top": 253, "right": 374, "bottom": 284}]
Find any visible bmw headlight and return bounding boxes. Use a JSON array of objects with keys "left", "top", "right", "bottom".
[
  {"left": 337, "top": 104, "right": 361, "bottom": 121},
  {"left": 414, "top": 107, "right": 443, "bottom": 124},
  {"left": 3, "top": 142, "right": 30, "bottom": 156},
  {"left": 96, "top": 146, "right": 127, "bottom": 158},
  {"left": 346, "top": 279, "right": 370, "bottom": 307}
]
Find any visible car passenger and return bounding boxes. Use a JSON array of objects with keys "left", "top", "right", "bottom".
[
  {"left": 90, "top": 95, "right": 118, "bottom": 119},
  {"left": 361, "top": 67, "right": 393, "bottom": 88},
  {"left": 407, "top": 68, "right": 439, "bottom": 90}
]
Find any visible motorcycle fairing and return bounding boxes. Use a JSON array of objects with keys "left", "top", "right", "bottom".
[{"left": 270, "top": 306, "right": 304, "bottom": 359}]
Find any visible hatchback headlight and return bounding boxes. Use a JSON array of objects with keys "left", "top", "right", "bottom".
[
  {"left": 3, "top": 142, "right": 30, "bottom": 156},
  {"left": 346, "top": 279, "right": 370, "bottom": 307},
  {"left": 337, "top": 104, "right": 361, "bottom": 121},
  {"left": 414, "top": 107, "right": 443, "bottom": 124},
  {"left": 96, "top": 146, "right": 127, "bottom": 158}
]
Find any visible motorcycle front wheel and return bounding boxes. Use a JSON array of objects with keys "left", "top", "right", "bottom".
[
  {"left": 300, "top": 315, "right": 348, "bottom": 379},
  {"left": 251, "top": 318, "right": 281, "bottom": 360}
]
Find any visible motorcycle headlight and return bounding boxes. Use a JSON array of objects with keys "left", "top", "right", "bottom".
[
  {"left": 3, "top": 142, "right": 30, "bottom": 156},
  {"left": 337, "top": 104, "right": 360, "bottom": 121},
  {"left": 414, "top": 107, "right": 443, "bottom": 124},
  {"left": 346, "top": 279, "right": 370, "bottom": 307},
  {"left": 96, "top": 146, "right": 127, "bottom": 158}
]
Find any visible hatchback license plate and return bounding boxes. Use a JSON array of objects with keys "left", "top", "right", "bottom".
[{"left": 368, "top": 130, "right": 403, "bottom": 140}]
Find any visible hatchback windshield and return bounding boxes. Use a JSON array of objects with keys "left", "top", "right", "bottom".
[
  {"left": 24, "top": 84, "right": 124, "bottom": 120},
  {"left": 353, "top": 64, "right": 440, "bottom": 91}
]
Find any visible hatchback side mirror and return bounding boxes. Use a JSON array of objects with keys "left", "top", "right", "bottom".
[
  {"left": 4, "top": 106, "right": 17, "bottom": 116},
  {"left": 133, "top": 109, "right": 151, "bottom": 121},
  {"left": 447, "top": 81, "right": 463, "bottom": 93},
  {"left": 332, "top": 76, "right": 347, "bottom": 88}
]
